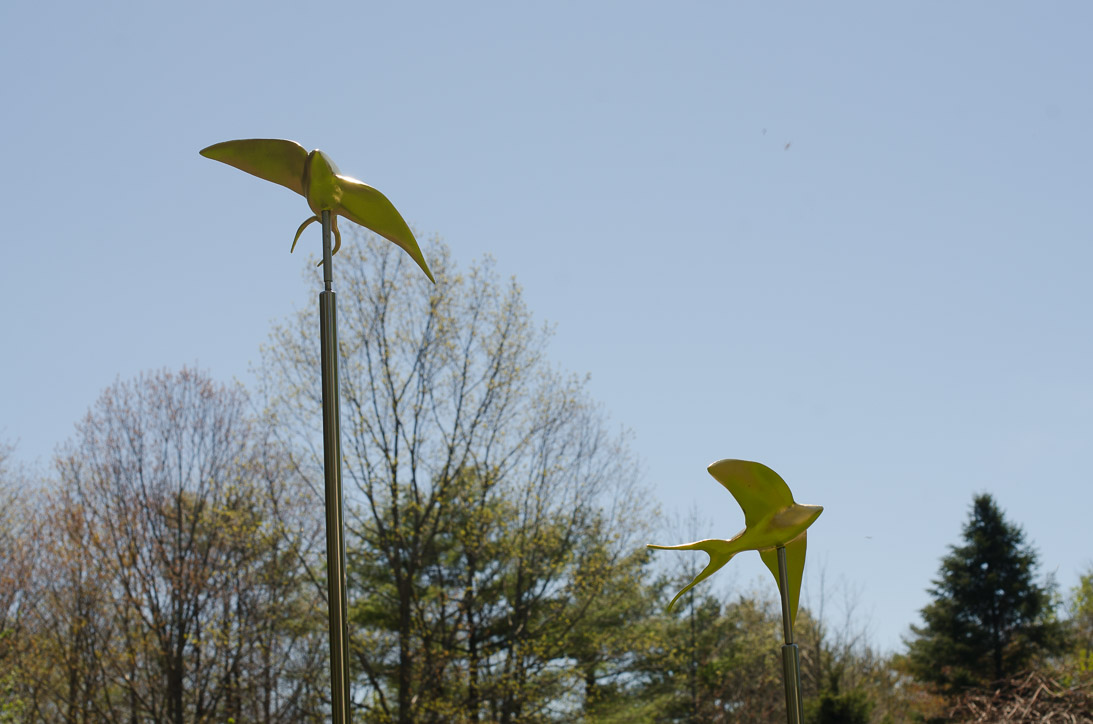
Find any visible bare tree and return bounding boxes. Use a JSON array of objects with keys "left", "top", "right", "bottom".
[
  {"left": 21, "top": 368, "right": 325, "bottom": 723},
  {"left": 0, "top": 443, "right": 36, "bottom": 721}
]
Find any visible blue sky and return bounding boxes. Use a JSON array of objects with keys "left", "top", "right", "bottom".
[{"left": 2, "top": 0, "right": 1091, "bottom": 652}]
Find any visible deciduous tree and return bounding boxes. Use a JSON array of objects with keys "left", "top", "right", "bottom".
[
  {"left": 22, "top": 369, "right": 326, "bottom": 723},
  {"left": 1065, "top": 565, "right": 1093, "bottom": 672},
  {"left": 0, "top": 443, "right": 33, "bottom": 722},
  {"left": 259, "top": 231, "right": 651, "bottom": 723}
]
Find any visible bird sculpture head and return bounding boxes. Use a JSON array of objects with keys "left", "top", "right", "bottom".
[
  {"left": 648, "top": 459, "right": 822, "bottom": 628},
  {"left": 200, "top": 138, "right": 433, "bottom": 282}
]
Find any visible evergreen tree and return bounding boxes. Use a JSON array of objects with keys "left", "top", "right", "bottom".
[
  {"left": 808, "top": 687, "right": 872, "bottom": 724},
  {"left": 905, "top": 494, "right": 1062, "bottom": 691}
]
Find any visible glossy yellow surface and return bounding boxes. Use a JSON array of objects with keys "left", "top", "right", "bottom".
[
  {"left": 648, "top": 459, "right": 822, "bottom": 627},
  {"left": 200, "top": 139, "right": 434, "bottom": 282}
]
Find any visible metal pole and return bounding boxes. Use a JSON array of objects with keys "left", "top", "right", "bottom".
[
  {"left": 320, "top": 209, "right": 351, "bottom": 723},
  {"left": 777, "top": 546, "right": 804, "bottom": 724}
]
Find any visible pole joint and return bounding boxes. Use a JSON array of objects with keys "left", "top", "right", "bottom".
[
  {"left": 322, "top": 210, "right": 334, "bottom": 292},
  {"left": 776, "top": 545, "right": 803, "bottom": 723}
]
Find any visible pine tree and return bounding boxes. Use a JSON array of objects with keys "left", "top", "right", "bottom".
[{"left": 905, "top": 494, "right": 1062, "bottom": 691}]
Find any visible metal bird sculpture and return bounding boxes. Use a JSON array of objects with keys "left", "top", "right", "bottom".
[
  {"left": 648, "top": 459, "right": 823, "bottom": 628},
  {"left": 200, "top": 138, "right": 434, "bottom": 282}
]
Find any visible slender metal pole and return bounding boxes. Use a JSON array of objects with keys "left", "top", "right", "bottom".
[
  {"left": 320, "top": 209, "right": 351, "bottom": 723},
  {"left": 777, "top": 546, "right": 804, "bottom": 724}
]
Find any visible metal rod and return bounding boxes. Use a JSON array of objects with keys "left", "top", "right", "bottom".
[
  {"left": 776, "top": 546, "right": 803, "bottom": 724},
  {"left": 781, "top": 644, "right": 803, "bottom": 724},
  {"left": 320, "top": 209, "right": 351, "bottom": 723},
  {"left": 777, "top": 546, "right": 793, "bottom": 645}
]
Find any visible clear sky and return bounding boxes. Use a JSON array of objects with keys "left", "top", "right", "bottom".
[{"left": 2, "top": 0, "right": 1091, "bottom": 652}]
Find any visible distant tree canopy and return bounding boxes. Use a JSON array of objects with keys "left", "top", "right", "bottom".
[
  {"left": 904, "top": 493, "right": 1063, "bottom": 692},
  {"left": 10, "top": 232, "right": 1093, "bottom": 722}
]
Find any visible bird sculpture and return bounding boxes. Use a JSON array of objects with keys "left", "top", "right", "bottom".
[
  {"left": 200, "top": 138, "right": 433, "bottom": 282},
  {"left": 648, "top": 459, "right": 822, "bottom": 627}
]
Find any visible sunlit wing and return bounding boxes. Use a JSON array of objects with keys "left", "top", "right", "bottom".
[
  {"left": 333, "top": 174, "right": 434, "bottom": 282},
  {"left": 200, "top": 139, "right": 308, "bottom": 196},
  {"left": 707, "top": 459, "right": 795, "bottom": 528},
  {"left": 647, "top": 539, "right": 736, "bottom": 612},
  {"left": 758, "top": 530, "right": 807, "bottom": 629}
]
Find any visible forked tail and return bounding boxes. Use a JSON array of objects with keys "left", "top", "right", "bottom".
[{"left": 647, "top": 539, "right": 737, "bottom": 612}]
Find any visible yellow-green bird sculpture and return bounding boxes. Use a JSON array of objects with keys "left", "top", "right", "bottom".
[
  {"left": 200, "top": 139, "right": 434, "bottom": 282},
  {"left": 648, "top": 459, "right": 822, "bottom": 627}
]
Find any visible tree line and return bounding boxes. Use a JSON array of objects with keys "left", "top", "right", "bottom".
[{"left": 1, "top": 232, "right": 1090, "bottom": 722}]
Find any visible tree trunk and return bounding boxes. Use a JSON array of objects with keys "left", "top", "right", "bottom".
[
  {"left": 465, "top": 549, "right": 480, "bottom": 723},
  {"left": 397, "top": 575, "right": 414, "bottom": 724}
]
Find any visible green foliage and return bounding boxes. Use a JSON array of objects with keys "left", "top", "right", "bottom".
[
  {"left": 0, "top": 632, "right": 25, "bottom": 724},
  {"left": 1064, "top": 566, "right": 1093, "bottom": 674},
  {"left": 807, "top": 687, "right": 873, "bottom": 724},
  {"left": 1072, "top": 569, "right": 1093, "bottom": 630},
  {"left": 618, "top": 584, "right": 789, "bottom": 723},
  {"left": 904, "top": 493, "right": 1062, "bottom": 693}
]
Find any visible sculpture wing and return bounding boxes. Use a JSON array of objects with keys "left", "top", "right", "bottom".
[
  {"left": 200, "top": 139, "right": 308, "bottom": 196},
  {"left": 707, "top": 459, "right": 795, "bottom": 528},
  {"left": 647, "top": 539, "right": 736, "bottom": 612},
  {"left": 759, "top": 530, "right": 807, "bottom": 629},
  {"left": 333, "top": 174, "right": 435, "bottom": 283}
]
